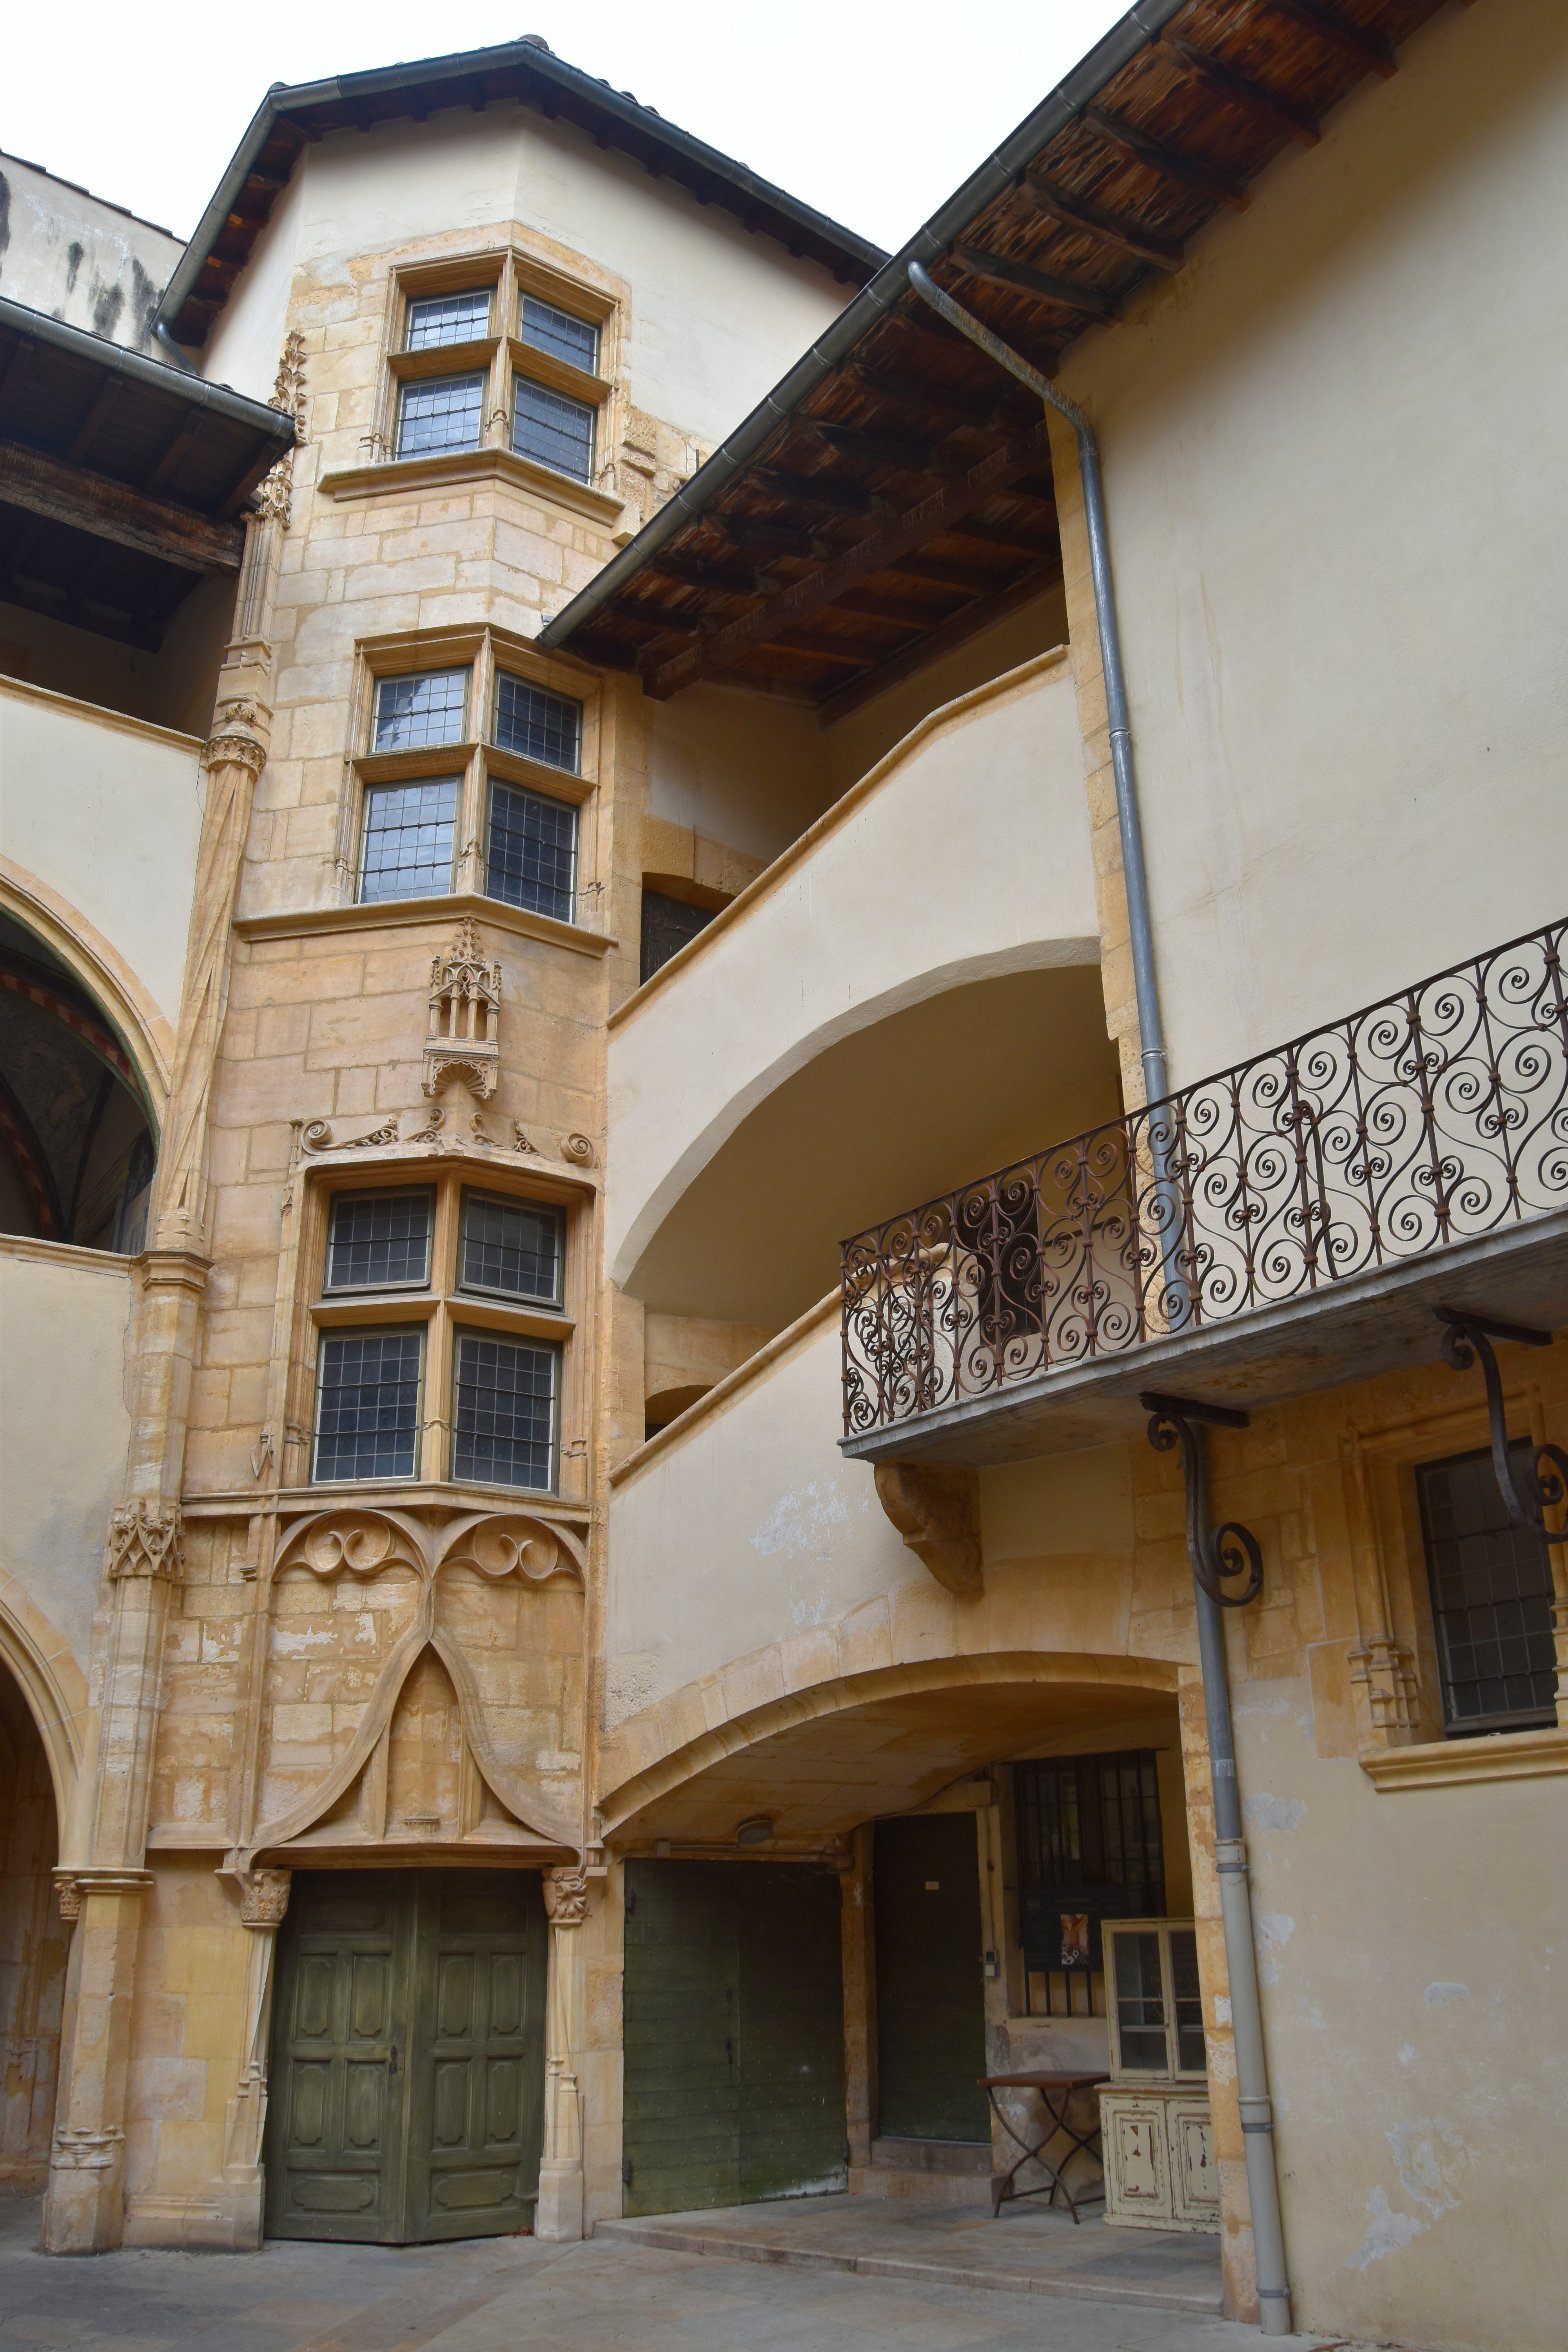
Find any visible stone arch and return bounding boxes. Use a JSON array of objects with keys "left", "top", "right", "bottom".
[
  {"left": 0, "top": 858, "right": 173, "bottom": 1122},
  {"left": 599, "top": 1650, "right": 1182, "bottom": 1842},
  {"left": 0, "top": 1560, "right": 88, "bottom": 1840}
]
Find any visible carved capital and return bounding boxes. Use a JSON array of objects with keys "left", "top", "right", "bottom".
[
  {"left": 105, "top": 1499, "right": 183, "bottom": 1581},
  {"left": 51, "top": 2128, "right": 124, "bottom": 2174},
  {"left": 543, "top": 1867, "right": 590, "bottom": 1927},
  {"left": 54, "top": 1870, "right": 83, "bottom": 1924},
  {"left": 201, "top": 727, "right": 267, "bottom": 777},
  {"left": 874, "top": 1461, "right": 982, "bottom": 1594},
  {"left": 236, "top": 1867, "right": 292, "bottom": 1927}
]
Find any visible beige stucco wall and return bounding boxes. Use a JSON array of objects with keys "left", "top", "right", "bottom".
[
  {"left": 0, "top": 1239, "right": 133, "bottom": 1671},
  {"left": 0, "top": 151, "right": 181, "bottom": 354},
  {"left": 202, "top": 109, "right": 853, "bottom": 445},
  {"left": 606, "top": 647, "right": 1099, "bottom": 1292},
  {"left": 1058, "top": 0, "right": 1568, "bottom": 1085},
  {"left": 0, "top": 678, "right": 202, "bottom": 1031}
]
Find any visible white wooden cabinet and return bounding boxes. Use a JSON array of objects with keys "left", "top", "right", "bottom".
[{"left": 1098, "top": 1920, "right": 1219, "bottom": 2234}]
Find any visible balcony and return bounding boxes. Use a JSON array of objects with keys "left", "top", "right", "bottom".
[{"left": 840, "top": 921, "right": 1568, "bottom": 1464}]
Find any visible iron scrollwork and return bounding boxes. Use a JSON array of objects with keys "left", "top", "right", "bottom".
[
  {"left": 843, "top": 918, "right": 1568, "bottom": 1441},
  {"left": 1436, "top": 1307, "right": 1568, "bottom": 1545},
  {"left": 1140, "top": 1391, "right": 1265, "bottom": 1608}
]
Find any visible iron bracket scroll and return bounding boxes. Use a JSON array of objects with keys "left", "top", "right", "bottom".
[
  {"left": 1139, "top": 1391, "right": 1265, "bottom": 1608},
  {"left": 1436, "top": 1307, "right": 1568, "bottom": 1545}
]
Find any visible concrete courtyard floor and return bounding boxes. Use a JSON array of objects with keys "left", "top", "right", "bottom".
[{"left": 0, "top": 2192, "right": 1349, "bottom": 2352}]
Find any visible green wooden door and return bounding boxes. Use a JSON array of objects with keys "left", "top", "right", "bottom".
[
  {"left": 265, "top": 1870, "right": 544, "bottom": 2243},
  {"left": 873, "top": 1815, "right": 990, "bottom": 2142},
  {"left": 621, "top": 1861, "right": 846, "bottom": 2216}
]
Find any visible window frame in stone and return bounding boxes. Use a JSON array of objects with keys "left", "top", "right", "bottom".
[
  {"left": 394, "top": 369, "right": 487, "bottom": 461},
  {"left": 323, "top": 1187, "right": 436, "bottom": 1295},
  {"left": 1414, "top": 1444, "right": 1560, "bottom": 1737},
  {"left": 450, "top": 1326, "right": 562, "bottom": 1493},
  {"left": 311, "top": 1324, "right": 428, "bottom": 1485},
  {"left": 301, "top": 1160, "right": 584, "bottom": 1498},
  {"left": 457, "top": 1188, "right": 565, "bottom": 1310},
  {"left": 405, "top": 287, "right": 495, "bottom": 351}
]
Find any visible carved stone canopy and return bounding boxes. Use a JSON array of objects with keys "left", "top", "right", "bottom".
[{"left": 424, "top": 918, "right": 501, "bottom": 1100}]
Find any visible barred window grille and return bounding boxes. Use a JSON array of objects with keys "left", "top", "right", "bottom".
[
  {"left": 486, "top": 780, "right": 577, "bottom": 924},
  {"left": 493, "top": 674, "right": 581, "bottom": 772},
  {"left": 452, "top": 1331, "right": 558, "bottom": 1489},
  {"left": 314, "top": 1330, "right": 423, "bottom": 1482},
  {"left": 406, "top": 289, "right": 492, "bottom": 348},
  {"left": 1015, "top": 1751, "right": 1166, "bottom": 2019},
  {"left": 325, "top": 1192, "right": 433, "bottom": 1292},
  {"left": 1416, "top": 1446, "right": 1559, "bottom": 1734},
  {"left": 459, "top": 1191, "right": 563, "bottom": 1306},
  {"left": 640, "top": 888, "right": 716, "bottom": 984},
  {"left": 359, "top": 779, "right": 458, "bottom": 902},
  {"left": 397, "top": 372, "right": 485, "bottom": 458},
  {"left": 372, "top": 669, "right": 468, "bottom": 752},
  {"left": 517, "top": 293, "right": 599, "bottom": 374},
  {"left": 513, "top": 377, "right": 595, "bottom": 483}
]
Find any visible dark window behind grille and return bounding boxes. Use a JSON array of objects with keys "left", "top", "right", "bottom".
[
  {"left": 396, "top": 372, "right": 485, "bottom": 458},
  {"left": 1015, "top": 1751, "right": 1165, "bottom": 2018},
  {"left": 640, "top": 889, "right": 717, "bottom": 984},
  {"left": 513, "top": 377, "right": 595, "bottom": 482},
  {"left": 325, "top": 1191, "right": 432, "bottom": 1291},
  {"left": 314, "top": 1331, "right": 422, "bottom": 1481},
  {"left": 493, "top": 675, "right": 581, "bottom": 772},
  {"left": 486, "top": 780, "right": 576, "bottom": 922},
  {"left": 406, "top": 289, "right": 491, "bottom": 348},
  {"left": 359, "top": 778, "right": 458, "bottom": 902},
  {"left": 459, "top": 1192, "right": 563, "bottom": 1306},
  {"left": 1416, "top": 1446, "right": 1558, "bottom": 1734},
  {"left": 453, "top": 1332, "right": 557, "bottom": 1489},
  {"left": 517, "top": 293, "right": 598, "bottom": 373}
]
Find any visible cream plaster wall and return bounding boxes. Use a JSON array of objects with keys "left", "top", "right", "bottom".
[
  {"left": 649, "top": 686, "right": 835, "bottom": 866},
  {"left": 203, "top": 110, "right": 851, "bottom": 443},
  {"left": 607, "top": 649, "right": 1099, "bottom": 1291},
  {"left": 0, "top": 679, "right": 203, "bottom": 1030},
  {"left": 0, "top": 1241, "right": 133, "bottom": 1670},
  {"left": 1058, "top": 0, "right": 1568, "bottom": 1085},
  {"left": 1230, "top": 1679, "right": 1562, "bottom": 2347},
  {"left": 0, "top": 152, "right": 181, "bottom": 355}
]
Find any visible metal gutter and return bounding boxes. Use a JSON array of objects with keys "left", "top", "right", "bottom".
[
  {"left": 153, "top": 40, "right": 886, "bottom": 352},
  {"left": 0, "top": 293, "right": 295, "bottom": 444},
  {"left": 537, "top": 0, "right": 1188, "bottom": 653}
]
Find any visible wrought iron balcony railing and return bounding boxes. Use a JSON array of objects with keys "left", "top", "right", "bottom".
[{"left": 842, "top": 920, "right": 1568, "bottom": 1440}]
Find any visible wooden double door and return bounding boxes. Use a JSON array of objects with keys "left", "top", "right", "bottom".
[
  {"left": 264, "top": 1869, "right": 546, "bottom": 2243},
  {"left": 621, "top": 1860, "right": 847, "bottom": 2215}
]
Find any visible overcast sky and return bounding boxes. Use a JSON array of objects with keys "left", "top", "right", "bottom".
[{"left": 5, "top": 0, "right": 1129, "bottom": 254}]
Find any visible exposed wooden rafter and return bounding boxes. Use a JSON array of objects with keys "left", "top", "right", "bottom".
[
  {"left": 0, "top": 444, "right": 243, "bottom": 572},
  {"left": 951, "top": 245, "right": 1115, "bottom": 318}
]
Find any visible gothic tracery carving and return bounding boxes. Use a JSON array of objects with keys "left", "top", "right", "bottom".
[
  {"left": 105, "top": 1499, "right": 184, "bottom": 1582},
  {"left": 424, "top": 919, "right": 501, "bottom": 1100}
]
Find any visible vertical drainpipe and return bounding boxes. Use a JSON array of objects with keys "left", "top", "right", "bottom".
[{"left": 906, "top": 260, "right": 1293, "bottom": 2335}]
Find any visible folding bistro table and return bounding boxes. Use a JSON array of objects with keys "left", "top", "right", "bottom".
[{"left": 980, "top": 2071, "right": 1109, "bottom": 2221}]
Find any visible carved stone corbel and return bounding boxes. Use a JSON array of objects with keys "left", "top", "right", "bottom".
[
  {"left": 104, "top": 1499, "right": 183, "bottom": 1581},
  {"left": 874, "top": 1461, "right": 982, "bottom": 1593},
  {"left": 235, "top": 1868, "right": 292, "bottom": 1927}
]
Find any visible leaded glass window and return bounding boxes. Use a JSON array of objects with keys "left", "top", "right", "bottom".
[
  {"left": 314, "top": 1330, "right": 423, "bottom": 1482},
  {"left": 397, "top": 372, "right": 484, "bottom": 458},
  {"left": 486, "top": 780, "right": 577, "bottom": 923},
  {"left": 359, "top": 779, "right": 458, "bottom": 902},
  {"left": 513, "top": 377, "right": 594, "bottom": 483},
  {"left": 325, "top": 1191, "right": 433, "bottom": 1292},
  {"left": 492, "top": 674, "right": 580, "bottom": 772},
  {"left": 459, "top": 1192, "right": 563, "bottom": 1306},
  {"left": 371, "top": 669, "right": 468, "bottom": 752},
  {"left": 406, "top": 289, "right": 492, "bottom": 348},
  {"left": 452, "top": 1332, "right": 558, "bottom": 1489},
  {"left": 1417, "top": 1446, "right": 1558, "bottom": 1733},
  {"left": 517, "top": 293, "right": 599, "bottom": 373}
]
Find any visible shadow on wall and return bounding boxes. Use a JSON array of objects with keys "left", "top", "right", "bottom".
[{"left": 0, "top": 910, "right": 156, "bottom": 1250}]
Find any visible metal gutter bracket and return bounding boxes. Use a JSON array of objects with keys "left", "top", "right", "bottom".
[
  {"left": 1138, "top": 1390, "right": 1292, "bottom": 2336},
  {"left": 1436, "top": 1307, "right": 1568, "bottom": 1544}
]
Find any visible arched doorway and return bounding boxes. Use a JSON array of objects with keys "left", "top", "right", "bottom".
[
  {"left": 0, "top": 910, "right": 156, "bottom": 1250},
  {"left": 0, "top": 1654, "right": 68, "bottom": 2191}
]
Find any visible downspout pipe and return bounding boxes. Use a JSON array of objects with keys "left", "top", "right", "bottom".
[
  {"left": 912, "top": 263, "right": 1293, "bottom": 2337},
  {"left": 906, "top": 261, "right": 1166, "bottom": 1107}
]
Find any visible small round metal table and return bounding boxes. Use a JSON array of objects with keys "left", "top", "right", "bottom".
[{"left": 980, "top": 2070, "right": 1109, "bottom": 2222}]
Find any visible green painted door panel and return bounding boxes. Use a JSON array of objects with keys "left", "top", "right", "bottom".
[
  {"left": 621, "top": 1861, "right": 846, "bottom": 2217},
  {"left": 265, "top": 1869, "right": 544, "bottom": 2245},
  {"left": 873, "top": 1815, "right": 990, "bottom": 2143}
]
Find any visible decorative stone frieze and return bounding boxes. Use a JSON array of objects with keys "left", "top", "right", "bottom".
[
  {"left": 424, "top": 918, "right": 501, "bottom": 1099},
  {"left": 254, "top": 330, "right": 308, "bottom": 528},
  {"left": 105, "top": 1499, "right": 184, "bottom": 1582}
]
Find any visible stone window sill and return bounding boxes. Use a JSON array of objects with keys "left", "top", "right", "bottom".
[
  {"left": 1359, "top": 1721, "right": 1568, "bottom": 1790},
  {"left": 314, "top": 445, "right": 624, "bottom": 526}
]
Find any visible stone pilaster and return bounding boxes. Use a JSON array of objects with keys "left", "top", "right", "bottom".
[
  {"left": 41, "top": 1872, "right": 152, "bottom": 2252},
  {"left": 535, "top": 1866, "right": 589, "bottom": 2240},
  {"left": 218, "top": 1869, "right": 292, "bottom": 2249}
]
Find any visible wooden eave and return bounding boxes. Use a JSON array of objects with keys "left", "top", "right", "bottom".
[{"left": 548, "top": 0, "right": 1451, "bottom": 712}]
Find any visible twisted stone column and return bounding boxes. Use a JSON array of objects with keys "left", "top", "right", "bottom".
[{"left": 535, "top": 1866, "right": 589, "bottom": 2240}]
